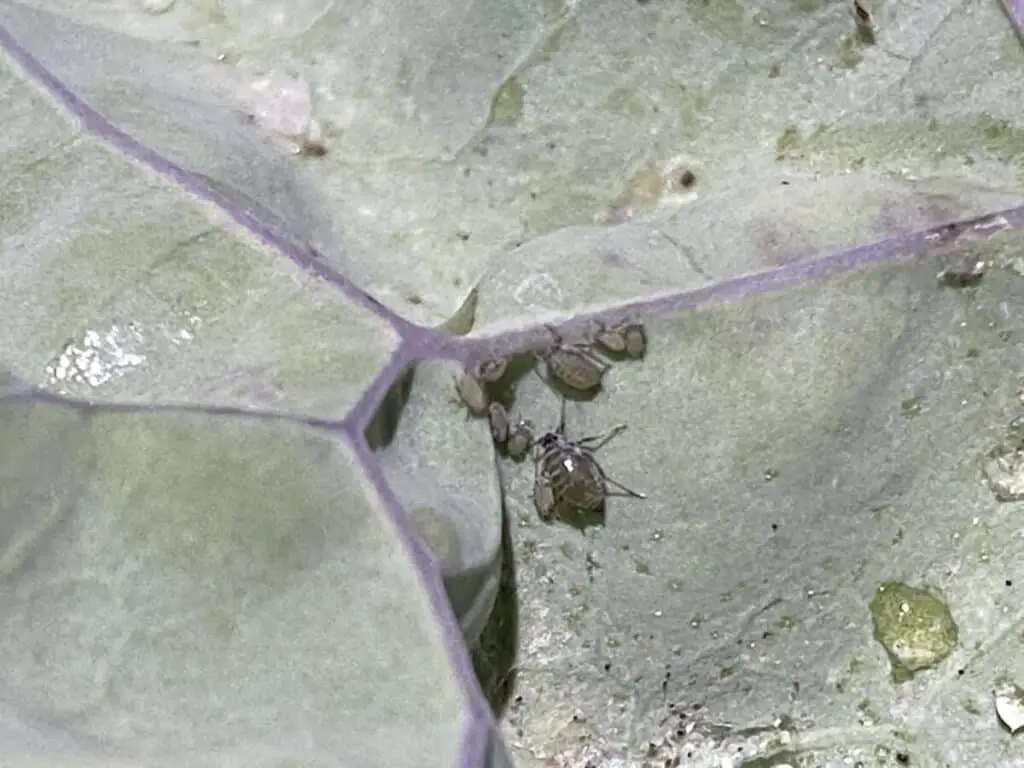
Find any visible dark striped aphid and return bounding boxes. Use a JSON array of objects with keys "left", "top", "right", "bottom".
[
  {"left": 536, "top": 325, "right": 609, "bottom": 392},
  {"left": 592, "top": 319, "right": 647, "bottom": 360},
  {"left": 532, "top": 400, "right": 646, "bottom": 522}
]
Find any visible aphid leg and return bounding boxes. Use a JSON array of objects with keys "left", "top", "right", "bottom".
[
  {"left": 551, "top": 323, "right": 611, "bottom": 368},
  {"left": 575, "top": 423, "right": 629, "bottom": 451},
  {"left": 544, "top": 323, "right": 564, "bottom": 346},
  {"left": 602, "top": 475, "right": 648, "bottom": 499},
  {"left": 578, "top": 343, "right": 612, "bottom": 367}
]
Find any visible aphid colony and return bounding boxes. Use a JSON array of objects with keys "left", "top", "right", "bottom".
[{"left": 453, "top": 317, "right": 648, "bottom": 522}]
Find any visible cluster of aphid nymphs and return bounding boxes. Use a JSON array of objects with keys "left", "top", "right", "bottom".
[
  {"left": 487, "top": 402, "right": 534, "bottom": 461},
  {"left": 452, "top": 318, "right": 649, "bottom": 523},
  {"left": 453, "top": 317, "right": 647, "bottom": 418}
]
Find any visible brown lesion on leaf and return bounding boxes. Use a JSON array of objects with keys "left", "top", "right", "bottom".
[{"left": 605, "top": 161, "right": 698, "bottom": 224}]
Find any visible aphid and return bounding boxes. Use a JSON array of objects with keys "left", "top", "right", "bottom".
[
  {"left": 453, "top": 356, "right": 509, "bottom": 418},
  {"left": 592, "top": 319, "right": 648, "bottom": 360},
  {"left": 537, "top": 326, "right": 609, "bottom": 392},
  {"left": 470, "top": 356, "right": 508, "bottom": 383},
  {"left": 532, "top": 400, "right": 646, "bottom": 522},
  {"left": 487, "top": 402, "right": 534, "bottom": 461},
  {"left": 505, "top": 417, "right": 535, "bottom": 462},
  {"left": 852, "top": 0, "right": 873, "bottom": 27},
  {"left": 852, "top": 0, "right": 875, "bottom": 43},
  {"left": 488, "top": 401, "right": 510, "bottom": 443},
  {"left": 453, "top": 369, "right": 489, "bottom": 417},
  {"left": 937, "top": 254, "right": 986, "bottom": 288}
]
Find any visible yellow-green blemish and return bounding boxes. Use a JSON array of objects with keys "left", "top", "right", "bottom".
[
  {"left": 836, "top": 35, "right": 863, "bottom": 70},
  {"left": 738, "top": 751, "right": 802, "bottom": 768},
  {"left": 901, "top": 392, "right": 925, "bottom": 418},
  {"left": 775, "top": 615, "right": 796, "bottom": 631},
  {"left": 869, "top": 581, "right": 959, "bottom": 683},
  {"left": 857, "top": 698, "right": 882, "bottom": 724},
  {"left": 491, "top": 77, "right": 525, "bottom": 127},
  {"left": 775, "top": 126, "right": 801, "bottom": 159},
  {"left": 605, "top": 86, "right": 647, "bottom": 120}
]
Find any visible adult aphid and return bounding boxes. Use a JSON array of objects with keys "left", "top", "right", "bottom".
[
  {"left": 532, "top": 399, "right": 646, "bottom": 522},
  {"left": 536, "top": 325, "right": 609, "bottom": 392}
]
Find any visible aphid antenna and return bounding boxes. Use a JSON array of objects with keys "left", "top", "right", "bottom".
[
  {"left": 575, "top": 424, "right": 628, "bottom": 452},
  {"left": 603, "top": 477, "right": 648, "bottom": 499},
  {"left": 544, "top": 323, "right": 564, "bottom": 343}
]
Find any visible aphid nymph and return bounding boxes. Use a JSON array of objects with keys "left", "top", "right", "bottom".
[
  {"left": 537, "top": 325, "right": 609, "bottom": 392},
  {"left": 488, "top": 401, "right": 510, "bottom": 443},
  {"left": 454, "top": 356, "right": 510, "bottom": 418},
  {"left": 532, "top": 399, "right": 646, "bottom": 522},
  {"left": 505, "top": 417, "right": 534, "bottom": 461},
  {"left": 471, "top": 356, "right": 508, "bottom": 383},
  {"left": 454, "top": 369, "right": 489, "bottom": 417},
  {"left": 852, "top": 0, "right": 875, "bottom": 43},
  {"left": 487, "top": 402, "right": 534, "bottom": 460},
  {"left": 592, "top": 319, "right": 647, "bottom": 360},
  {"left": 937, "top": 254, "right": 986, "bottom": 288}
]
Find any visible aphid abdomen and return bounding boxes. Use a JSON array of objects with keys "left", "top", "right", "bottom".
[
  {"left": 592, "top": 319, "right": 647, "bottom": 360},
  {"left": 505, "top": 420, "right": 534, "bottom": 461},
  {"left": 546, "top": 348, "right": 606, "bottom": 391},
  {"left": 454, "top": 371, "right": 489, "bottom": 416},
  {"left": 537, "top": 325, "right": 608, "bottom": 392},
  {"left": 488, "top": 402, "right": 510, "bottom": 443},
  {"left": 539, "top": 444, "right": 606, "bottom": 512},
  {"left": 621, "top": 323, "right": 647, "bottom": 359}
]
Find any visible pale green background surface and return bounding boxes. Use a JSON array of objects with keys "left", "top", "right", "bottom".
[{"left": 1, "top": 0, "right": 1024, "bottom": 766}]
